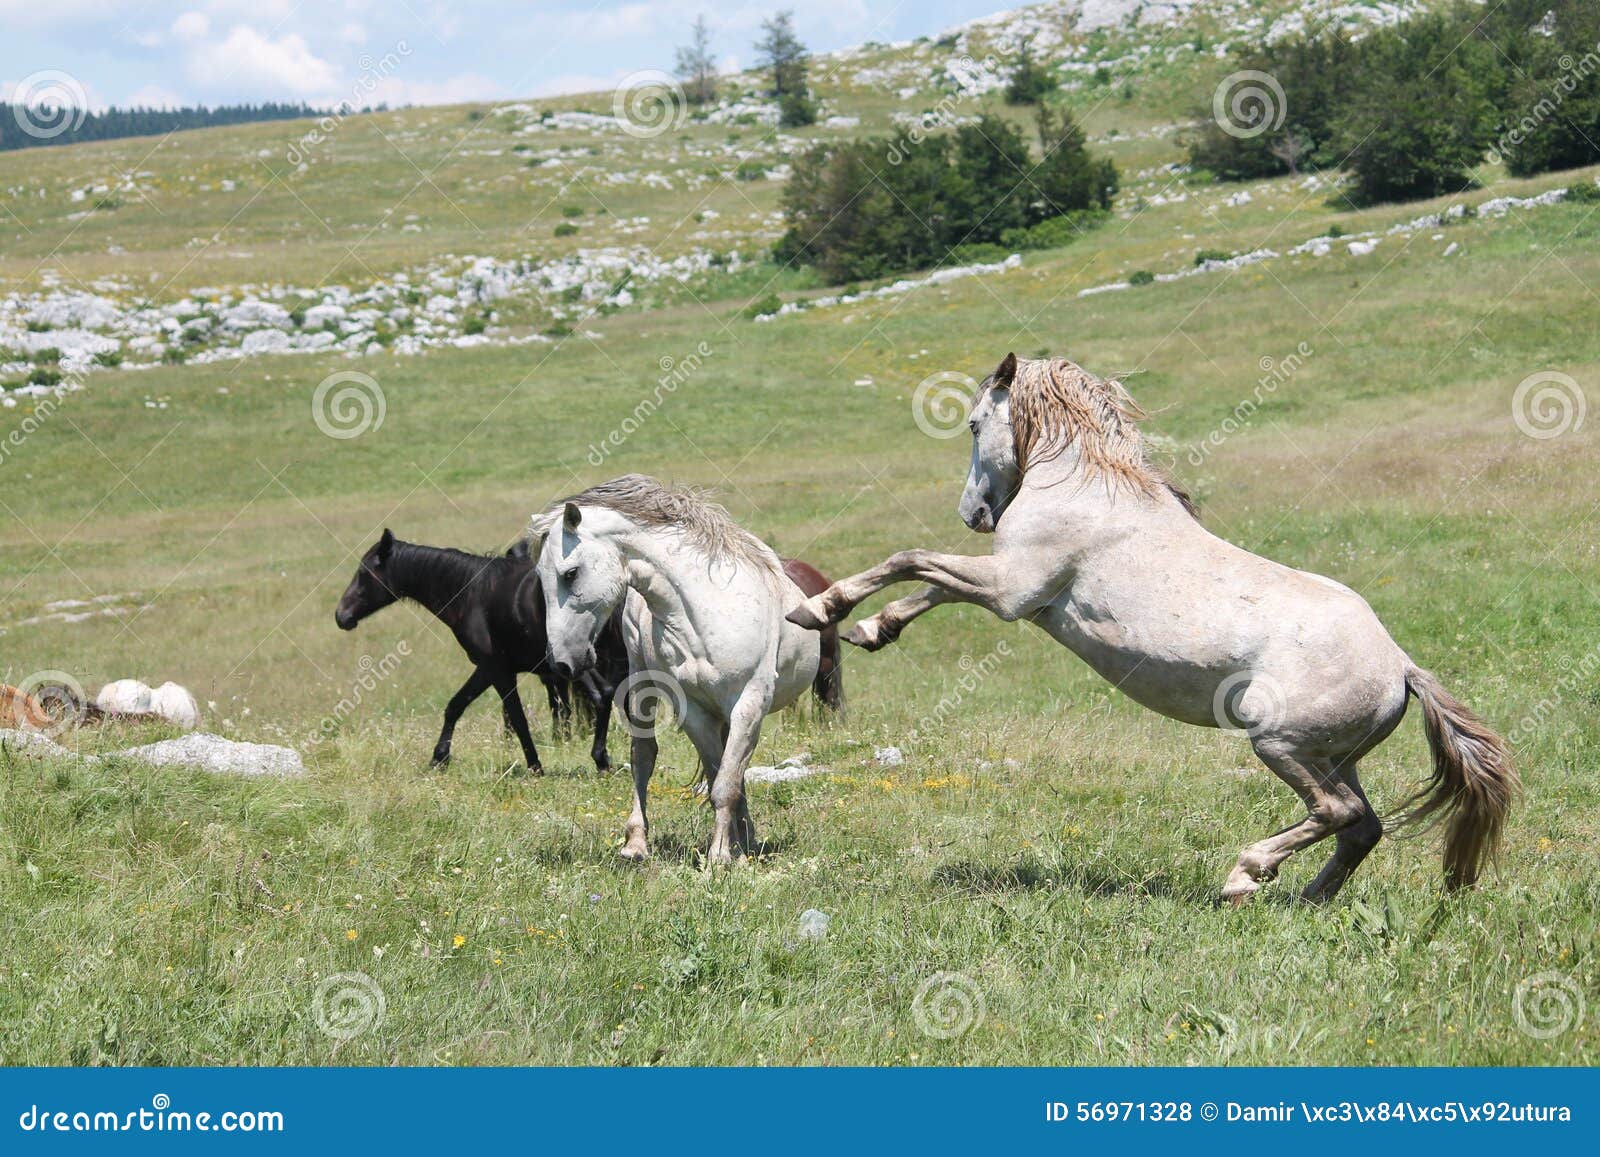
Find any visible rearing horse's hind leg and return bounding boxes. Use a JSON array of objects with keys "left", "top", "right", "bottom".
[
  {"left": 1300, "top": 763, "right": 1383, "bottom": 903},
  {"left": 1222, "top": 745, "right": 1365, "bottom": 905}
]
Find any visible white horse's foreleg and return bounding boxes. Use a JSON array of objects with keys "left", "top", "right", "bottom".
[
  {"left": 788, "top": 551, "right": 1017, "bottom": 630},
  {"left": 840, "top": 585, "right": 957, "bottom": 650},
  {"left": 1222, "top": 746, "right": 1366, "bottom": 904},
  {"left": 705, "top": 688, "right": 771, "bottom": 865},
  {"left": 620, "top": 692, "right": 657, "bottom": 861}
]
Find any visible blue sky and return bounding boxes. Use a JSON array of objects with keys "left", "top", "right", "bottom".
[{"left": 0, "top": 1, "right": 1012, "bottom": 111}]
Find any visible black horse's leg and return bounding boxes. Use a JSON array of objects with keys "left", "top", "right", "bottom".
[
  {"left": 580, "top": 672, "right": 613, "bottom": 772},
  {"left": 492, "top": 669, "right": 542, "bottom": 774},
  {"left": 434, "top": 666, "right": 493, "bottom": 767},
  {"left": 544, "top": 677, "right": 574, "bottom": 739}
]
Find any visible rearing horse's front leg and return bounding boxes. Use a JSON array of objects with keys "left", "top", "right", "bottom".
[
  {"left": 841, "top": 585, "right": 957, "bottom": 650},
  {"left": 786, "top": 551, "right": 1015, "bottom": 637}
]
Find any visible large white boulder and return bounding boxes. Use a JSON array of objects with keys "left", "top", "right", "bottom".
[
  {"left": 149, "top": 682, "right": 200, "bottom": 730},
  {"left": 96, "top": 679, "right": 152, "bottom": 714}
]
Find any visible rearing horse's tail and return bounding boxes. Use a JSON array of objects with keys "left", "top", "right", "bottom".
[{"left": 1397, "top": 665, "right": 1519, "bottom": 890}]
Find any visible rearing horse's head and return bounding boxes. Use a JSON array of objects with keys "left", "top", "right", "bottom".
[
  {"left": 534, "top": 503, "right": 629, "bottom": 678},
  {"left": 959, "top": 352, "right": 1020, "bottom": 533},
  {"left": 335, "top": 529, "right": 402, "bottom": 630}
]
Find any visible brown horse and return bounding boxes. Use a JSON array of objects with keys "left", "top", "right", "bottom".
[{"left": 781, "top": 559, "right": 844, "bottom": 715}]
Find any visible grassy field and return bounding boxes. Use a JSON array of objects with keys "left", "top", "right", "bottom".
[{"left": 3, "top": 2, "right": 1599, "bottom": 1066}]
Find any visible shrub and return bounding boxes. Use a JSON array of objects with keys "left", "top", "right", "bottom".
[
  {"left": 554, "top": 222, "right": 579, "bottom": 237},
  {"left": 1566, "top": 179, "right": 1600, "bottom": 203},
  {"left": 35, "top": 346, "right": 62, "bottom": 363},
  {"left": 734, "top": 160, "right": 767, "bottom": 182},
  {"left": 1128, "top": 270, "right": 1156, "bottom": 286},
  {"left": 463, "top": 315, "right": 488, "bottom": 335},
  {"left": 999, "top": 209, "right": 1107, "bottom": 252},
  {"left": 1194, "top": 248, "right": 1231, "bottom": 265},
  {"left": 773, "top": 110, "right": 1116, "bottom": 282},
  {"left": 743, "top": 293, "right": 783, "bottom": 319},
  {"left": 561, "top": 205, "right": 584, "bottom": 217},
  {"left": 92, "top": 350, "right": 122, "bottom": 368},
  {"left": 161, "top": 346, "right": 187, "bottom": 365},
  {"left": 27, "top": 366, "right": 63, "bottom": 386}
]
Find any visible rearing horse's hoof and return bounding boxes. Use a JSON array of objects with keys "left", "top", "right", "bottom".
[
  {"left": 785, "top": 601, "right": 828, "bottom": 631},
  {"left": 842, "top": 620, "right": 893, "bottom": 650}
]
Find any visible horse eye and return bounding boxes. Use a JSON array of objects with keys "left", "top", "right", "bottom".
[
  {"left": 968, "top": 419, "right": 979, "bottom": 434},
  {"left": 561, "top": 568, "right": 579, "bottom": 585}
]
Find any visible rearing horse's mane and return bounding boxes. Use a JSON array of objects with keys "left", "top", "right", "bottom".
[
  {"left": 1000, "top": 356, "right": 1198, "bottom": 518},
  {"left": 532, "top": 474, "right": 780, "bottom": 573}
]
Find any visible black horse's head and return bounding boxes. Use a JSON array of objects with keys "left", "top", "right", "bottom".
[{"left": 335, "top": 529, "right": 401, "bottom": 630}]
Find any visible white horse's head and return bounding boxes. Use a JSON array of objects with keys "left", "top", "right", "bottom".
[
  {"left": 959, "top": 352, "right": 1021, "bottom": 533},
  {"left": 535, "top": 502, "right": 628, "bottom": 678}
]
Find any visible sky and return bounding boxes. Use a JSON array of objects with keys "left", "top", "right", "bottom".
[{"left": 0, "top": 1, "right": 1015, "bottom": 112}]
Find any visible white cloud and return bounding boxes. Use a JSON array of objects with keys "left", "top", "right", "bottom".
[
  {"left": 128, "top": 83, "right": 183, "bottom": 109},
  {"left": 188, "top": 25, "right": 339, "bottom": 99},
  {"left": 172, "top": 12, "right": 210, "bottom": 42},
  {"left": 366, "top": 73, "right": 505, "bottom": 108}
]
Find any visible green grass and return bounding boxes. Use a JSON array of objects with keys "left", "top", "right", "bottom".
[{"left": 2, "top": 2, "right": 1598, "bottom": 1066}]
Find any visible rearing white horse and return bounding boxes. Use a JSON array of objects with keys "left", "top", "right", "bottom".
[
  {"left": 531, "top": 475, "right": 819, "bottom": 864},
  {"left": 789, "top": 353, "right": 1518, "bottom": 902}
]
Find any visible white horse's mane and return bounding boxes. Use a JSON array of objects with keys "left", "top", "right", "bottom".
[
  {"left": 531, "top": 473, "right": 779, "bottom": 572},
  {"left": 1001, "top": 356, "right": 1197, "bottom": 517}
]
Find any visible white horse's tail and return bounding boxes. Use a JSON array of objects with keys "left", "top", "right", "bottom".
[{"left": 1397, "top": 665, "right": 1519, "bottom": 890}]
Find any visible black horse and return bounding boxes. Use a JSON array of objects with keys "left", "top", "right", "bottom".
[{"left": 334, "top": 529, "right": 626, "bottom": 773}]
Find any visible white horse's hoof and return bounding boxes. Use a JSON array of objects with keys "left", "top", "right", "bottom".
[
  {"left": 785, "top": 598, "right": 829, "bottom": 631},
  {"left": 842, "top": 620, "right": 891, "bottom": 650}
]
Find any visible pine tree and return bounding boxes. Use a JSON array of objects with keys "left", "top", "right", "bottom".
[
  {"left": 756, "top": 10, "right": 816, "bottom": 127},
  {"left": 675, "top": 15, "right": 719, "bottom": 106}
]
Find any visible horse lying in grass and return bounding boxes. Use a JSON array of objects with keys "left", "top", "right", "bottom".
[
  {"left": 788, "top": 353, "right": 1518, "bottom": 903},
  {"left": 335, "top": 530, "right": 626, "bottom": 773},
  {"left": 530, "top": 475, "right": 822, "bottom": 864}
]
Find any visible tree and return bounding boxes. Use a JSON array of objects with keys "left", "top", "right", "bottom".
[
  {"left": 675, "top": 15, "right": 719, "bottom": 106},
  {"left": 1267, "top": 131, "right": 1311, "bottom": 176},
  {"left": 1005, "top": 36, "right": 1057, "bottom": 105},
  {"left": 1033, "top": 104, "right": 1119, "bottom": 216},
  {"left": 1333, "top": 13, "right": 1496, "bottom": 205},
  {"left": 756, "top": 10, "right": 816, "bottom": 127}
]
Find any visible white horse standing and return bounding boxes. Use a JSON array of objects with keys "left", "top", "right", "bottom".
[
  {"left": 531, "top": 475, "right": 819, "bottom": 864},
  {"left": 789, "top": 354, "right": 1517, "bottom": 902}
]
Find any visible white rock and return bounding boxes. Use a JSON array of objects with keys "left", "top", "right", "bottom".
[
  {"left": 149, "top": 682, "right": 200, "bottom": 730},
  {"left": 97, "top": 679, "right": 152, "bottom": 714},
  {"left": 873, "top": 745, "right": 905, "bottom": 767},
  {"left": 117, "top": 733, "right": 304, "bottom": 777}
]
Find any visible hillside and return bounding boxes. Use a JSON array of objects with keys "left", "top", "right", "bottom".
[{"left": 0, "top": 1, "right": 1596, "bottom": 1067}]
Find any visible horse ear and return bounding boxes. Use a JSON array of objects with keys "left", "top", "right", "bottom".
[
  {"left": 992, "top": 352, "right": 1017, "bottom": 389},
  {"left": 377, "top": 528, "right": 395, "bottom": 557},
  {"left": 563, "top": 502, "right": 582, "bottom": 531}
]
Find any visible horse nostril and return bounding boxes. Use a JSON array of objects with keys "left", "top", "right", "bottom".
[{"left": 552, "top": 660, "right": 574, "bottom": 680}]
